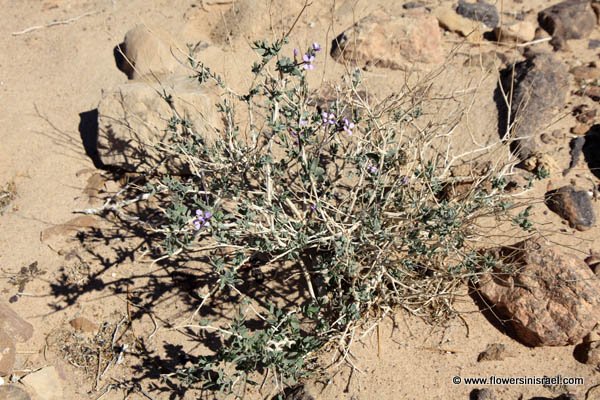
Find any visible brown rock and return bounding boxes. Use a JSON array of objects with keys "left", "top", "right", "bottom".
[
  {"left": 571, "top": 123, "right": 591, "bottom": 135},
  {"left": 538, "top": 0, "right": 597, "bottom": 50},
  {"left": 571, "top": 65, "right": 600, "bottom": 82},
  {"left": 0, "top": 330, "right": 16, "bottom": 376},
  {"left": 330, "top": 11, "right": 443, "bottom": 70},
  {"left": 477, "top": 343, "right": 511, "bottom": 361},
  {"left": 493, "top": 21, "right": 536, "bottom": 43},
  {"left": 545, "top": 186, "right": 595, "bottom": 231},
  {"left": 0, "top": 303, "right": 33, "bottom": 343},
  {"left": 576, "top": 325, "right": 600, "bottom": 367},
  {"left": 573, "top": 103, "right": 597, "bottom": 124},
  {"left": 0, "top": 385, "right": 31, "bottom": 400},
  {"left": 68, "top": 317, "right": 98, "bottom": 333},
  {"left": 116, "top": 25, "right": 181, "bottom": 80},
  {"left": 501, "top": 53, "right": 569, "bottom": 160},
  {"left": 434, "top": 7, "right": 483, "bottom": 41},
  {"left": 97, "top": 76, "right": 219, "bottom": 173},
  {"left": 477, "top": 238, "right": 600, "bottom": 346}
]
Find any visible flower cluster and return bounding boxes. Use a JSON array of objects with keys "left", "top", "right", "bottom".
[
  {"left": 193, "top": 210, "right": 212, "bottom": 230},
  {"left": 294, "top": 42, "right": 321, "bottom": 71},
  {"left": 321, "top": 111, "right": 336, "bottom": 125},
  {"left": 342, "top": 117, "right": 355, "bottom": 135}
]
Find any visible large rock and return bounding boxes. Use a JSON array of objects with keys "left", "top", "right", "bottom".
[
  {"left": 456, "top": 0, "right": 499, "bottom": 28},
  {"left": 477, "top": 239, "right": 600, "bottom": 346},
  {"left": 538, "top": 0, "right": 597, "bottom": 50},
  {"left": 115, "top": 25, "right": 181, "bottom": 80},
  {"left": 0, "top": 385, "right": 31, "bottom": 400},
  {"left": 545, "top": 186, "right": 596, "bottom": 231},
  {"left": 21, "top": 366, "right": 63, "bottom": 400},
  {"left": 97, "top": 76, "right": 219, "bottom": 173},
  {"left": 330, "top": 10, "right": 443, "bottom": 70},
  {"left": 0, "top": 303, "right": 33, "bottom": 343},
  {"left": 500, "top": 53, "right": 569, "bottom": 160},
  {"left": 0, "top": 330, "right": 15, "bottom": 376}
]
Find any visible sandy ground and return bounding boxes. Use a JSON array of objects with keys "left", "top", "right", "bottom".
[{"left": 0, "top": 0, "right": 599, "bottom": 399}]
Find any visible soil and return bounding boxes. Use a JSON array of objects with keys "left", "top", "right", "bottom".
[{"left": 0, "top": 0, "right": 599, "bottom": 399}]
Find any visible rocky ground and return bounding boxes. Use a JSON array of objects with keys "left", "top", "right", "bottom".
[{"left": 0, "top": 0, "right": 599, "bottom": 399}]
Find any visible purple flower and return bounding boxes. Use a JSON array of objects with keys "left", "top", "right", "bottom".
[
  {"left": 310, "top": 204, "right": 317, "bottom": 212},
  {"left": 367, "top": 165, "right": 378, "bottom": 174},
  {"left": 193, "top": 209, "right": 212, "bottom": 230},
  {"left": 299, "top": 119, "right": 308, "bottom": 126},
  {"left": 293, "top": 48, "right": 299, "bottom": 57},
  {"left": 321, "top": 111, "right": 336, "bottom": 125},
  {"left": 312, "top": 42, "right": 321, "bottom": 52},
  {"left": 400, "top": 175, "right": 410, "bottom": 185},
  {"left": 342, "top": 118, "right": 355, "bottom": 135},
  {"left": 302, "top": 53, "right": 315, "bottom": 70}
]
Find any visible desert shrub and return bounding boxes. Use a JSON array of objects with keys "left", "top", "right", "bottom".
[{"left": 106, "top": 35, "right": 529, "bottom": 397}]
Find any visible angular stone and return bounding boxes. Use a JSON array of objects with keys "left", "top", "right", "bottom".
[
  {"left": 456, "top": 0, "right": 499, "bottom": 27},
  {"left": 435, "top": 7, "right": 484, "bottom": 40},
  {"left": 116, "top": 25, "right": 181, "bottom": 80},
  {"left": 493, "top": 21, "right": 536, "bottom": 43},
  {"left": 330, "top": 10, "right": 443, "bottom": 70},
  {"left": 0, "top": 385, "right": 31, "bottom": 400},
  {"left": 97, "top": 76, "right": 219, "bottom": 173},
  {"left": 68, "top": 317, "right": 98, "bottom": 334},
  {"left": 0, "top": 303, "right": 33, "bottom": 343},
  {"left": 477, "top": 239, "right": 600, "bottom": 346},
  {"left": 538, "top": 0, "right": 597, "bottom": 50},
  {"left": 545, "top": 186, "right": 595, "bottom": 231},
  {"left": 579, "top": 329, "right": 600, "bottom": 367},
  {"left": 477, "top": 343, "right": 510, "bottom": 362},
  {"left": 500, "top": 53, "right": 569, "bottom": 160},
  {"left": 0, "top": 330, "right": 16, "bottom": 376},
  {"left": 21, "top": 366, "right": 63, "bottom": 400}
]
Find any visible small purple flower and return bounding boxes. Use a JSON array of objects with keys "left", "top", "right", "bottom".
[
  {"left": 302, "top": 53, "right": 315, "bottom": 70},
  {"left": 321, "top": 111, "right": 336, "bottom": 125},
  {"left": 193, "top": 209, "right": 212, "bottom": 230},
  {"left": 293, "top": 48, "right": 299, "bottom": 57},
  {"left": 310, "top": 204, "right": 317, "bottom": 212},
  {"left": 312, "top": 42, "right": 321, "bottom": 52},
  {"left": 400, "top": 175, "right": 410, "bottom": 185},
  {"left": 299, "top": 119, "right": 308, "bottom": 126},
  {"left": 367, "top": 165, "right": 378, "bottom": 174},
  {"left": 342, "top": 118, "right": 355, "bottom": 135}
]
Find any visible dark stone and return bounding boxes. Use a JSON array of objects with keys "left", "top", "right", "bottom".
[
  {"left": 581, "top": 126, "right": 600, "bottom": 179},
  {"left": 403, "top": 1, "right": 425, "bottom": 9},
  {"left": 456, "top": 0, "right": 499, "bottom": 27},
  {"left": 497, "top": 53, "right": 569, "bottom": 160},
  {"left": 538, "top": 0, "right": 597, "bottom": 50},
  {"left": 278, "top": 385, "right": 315, "bottom": 400},
  {"left": 470, "top": 388, "right": 496, "bottom": 400},
  {"left": 590, "top": 39, "right": 600, "bottom": 49},
  {"left": 545, "top": 186, "right": 596, "bottom": 231}
]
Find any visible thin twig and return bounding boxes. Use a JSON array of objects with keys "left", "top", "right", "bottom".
[{"left": 11, "top": 11, "right": 100, "bottom": 36}]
